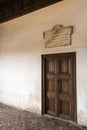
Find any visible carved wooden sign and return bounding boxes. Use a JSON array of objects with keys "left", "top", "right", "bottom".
[{"left": 43, "top": 25, "right": 73, "bottom": 48}]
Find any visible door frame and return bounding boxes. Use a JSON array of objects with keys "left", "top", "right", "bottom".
[{"left": 41, "top": 52, "right": 77, "bottom": 123}]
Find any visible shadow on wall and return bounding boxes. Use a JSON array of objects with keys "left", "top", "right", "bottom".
[
  {"left": 0, "top": 22, "right": 43, "bottom": 54},
  {"left": 0, "top": 24, "right": 41, "bottom": 113},
  {"left": 0, "top": 39, "right": 41, "bottom": 54}
]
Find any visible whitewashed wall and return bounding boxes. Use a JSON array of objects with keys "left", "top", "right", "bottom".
[{"left": 0, "top": 0, "right": 87, "bottom": 126}]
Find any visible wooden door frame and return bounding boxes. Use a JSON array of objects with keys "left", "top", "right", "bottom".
[{"left": 41, "top": 52, "right": 77, "bottom": 123}]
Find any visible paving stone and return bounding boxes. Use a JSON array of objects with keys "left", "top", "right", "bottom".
[
  {"left": 1, "top": 126, "right": 7, "bottom": 130},
  {"left": 10, "top": 128, "right": 16, "bottom": 130},
  {"left": 0, "top": 103, "right": 86, "bottom": 130}
]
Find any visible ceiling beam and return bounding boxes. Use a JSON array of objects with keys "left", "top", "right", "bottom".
[{"left": 0, "top": 0, "right": 62, "bottom": 23}]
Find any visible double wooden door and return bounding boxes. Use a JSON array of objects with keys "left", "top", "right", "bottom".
[{"left": 42, "top": 52, "right": 77, "bottom": 122}]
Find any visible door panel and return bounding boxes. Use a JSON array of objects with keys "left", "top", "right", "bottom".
[
  {"left": 42, "top": 52, "right": 76, "bottom": 122},
  {"left": 46, "top": 58, "right": 58, "bottom": 116},
  {"left": 58, "top": 57, "right": 72, "bottom": 119}
]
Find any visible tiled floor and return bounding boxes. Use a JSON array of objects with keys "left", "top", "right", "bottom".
[{"left": 0, "top": 103, "right": 86, "bottom": 130}]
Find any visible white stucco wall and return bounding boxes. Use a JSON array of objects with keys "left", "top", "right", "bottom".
[{"left": 0, "top": 0, "right": 87, "bottom": 126}]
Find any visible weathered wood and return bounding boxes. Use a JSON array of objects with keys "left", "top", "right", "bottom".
[
  {"left": 47, "top": 92, "right": 57, "bottom": 99},
  {"left": 42, "top": 52, "right": 77, "bottom": 122},
  {"left": 59, "top": 93, "right": 71, "bottom": 101},
  {"left": 0, "top": 0, "right": 62, "bottom": 23}
]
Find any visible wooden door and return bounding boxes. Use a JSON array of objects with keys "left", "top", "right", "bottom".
[{"left": 42, "top": 52, "right": 77, "bottom": 122}]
